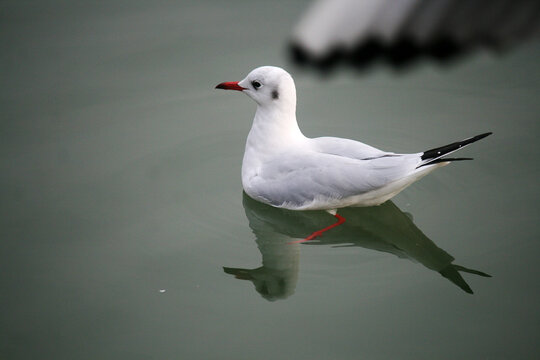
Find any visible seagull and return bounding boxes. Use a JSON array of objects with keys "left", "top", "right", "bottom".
[{"left": 216, "top": 66, "right": 491, "bottom": 240}]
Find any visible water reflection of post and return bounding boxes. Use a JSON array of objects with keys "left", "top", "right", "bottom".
[{"left": 224, "top": 193, "right": 490, "bottom": 301}]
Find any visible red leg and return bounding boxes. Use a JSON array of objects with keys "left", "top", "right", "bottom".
[{"left": 290, "top": 214, "right": 346, "bottom": 244}]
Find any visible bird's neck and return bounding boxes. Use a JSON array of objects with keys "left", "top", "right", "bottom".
[{"left": 246, "top": 105, "right": 305, "bottom": 153}]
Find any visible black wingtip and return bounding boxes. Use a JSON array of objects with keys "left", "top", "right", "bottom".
[
  {"left": 472, "top": 132, "right": 493, "bottom": 141},
  {"left": 421, "top": 132, "right": 493, "bottom": 161},
  {"left": 417, "top": 157, "right": 473, "bottom": 168}
]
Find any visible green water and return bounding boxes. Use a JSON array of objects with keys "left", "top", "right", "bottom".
[{"left": 2, "top": 1, "right": 539, "bottom": 359}]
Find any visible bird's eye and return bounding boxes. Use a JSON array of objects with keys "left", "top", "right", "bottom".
[{"left": 251, "top": 80, "right": 262, "bottom": 89}]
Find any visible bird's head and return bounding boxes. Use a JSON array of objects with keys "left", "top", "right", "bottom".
[{"left": 216, "top": 66, "right": 296, "bottom": 110}]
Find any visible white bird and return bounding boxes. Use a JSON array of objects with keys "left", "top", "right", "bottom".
[{"left": 216, "top": 66, "right": 490, "bottom": 236}]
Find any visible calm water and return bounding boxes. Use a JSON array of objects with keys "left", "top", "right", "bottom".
[{"left": 2, "top": 1, "right": 539, "bottom": 359}]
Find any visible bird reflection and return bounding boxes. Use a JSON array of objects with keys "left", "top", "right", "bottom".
[{"left": 224, "top": 193, "right": 490, "bottom": 301}]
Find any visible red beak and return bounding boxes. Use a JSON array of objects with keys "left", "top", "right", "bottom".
[{"left": 215, "top": 81, "right": 246, "bottom": 91}]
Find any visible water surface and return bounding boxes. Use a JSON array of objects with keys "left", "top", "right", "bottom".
[{"left": 1, "top": 1, "right": 539, "bottom": 359}]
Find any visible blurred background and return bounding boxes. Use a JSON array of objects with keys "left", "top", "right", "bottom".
[
  {"left": 291, "top": 0, "right": 540, "bottom": 70},
  {"left": 1, "top": 1, "right": 539, "bottom": 359}
]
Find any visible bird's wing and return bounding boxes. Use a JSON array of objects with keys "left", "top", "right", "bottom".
[
  {"left": 309, "top": 136, "right": 398, "bottom": 160},
  {"left": 247, "top": 150, "right": 421, "bottom": 209}
]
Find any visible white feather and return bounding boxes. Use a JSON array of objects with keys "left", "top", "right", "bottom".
[{"left": 217, "top": 66, "right": 467, "bottom": 210}]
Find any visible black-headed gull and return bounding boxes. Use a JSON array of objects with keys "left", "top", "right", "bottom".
[{"left": 216, "top": 66, "right": 491, "bottom": 237}]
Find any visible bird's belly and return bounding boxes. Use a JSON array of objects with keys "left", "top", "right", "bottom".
[{"left": 243, "top": 163, "right": 445, "bottom": 211}]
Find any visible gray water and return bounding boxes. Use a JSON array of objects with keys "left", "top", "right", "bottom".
[{"left": 1, "top": 1, "right": 539, "bottom": 359}]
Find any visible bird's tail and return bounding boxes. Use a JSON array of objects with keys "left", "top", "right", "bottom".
[{"left": 417, "top": 132, "right": 492, "bottom": 168}]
